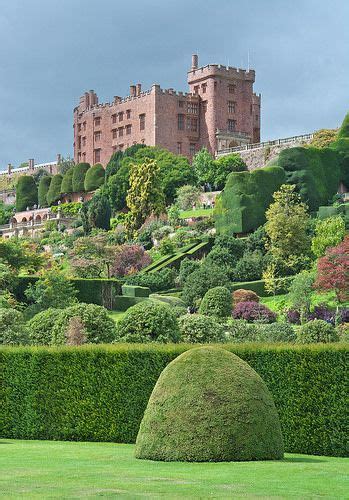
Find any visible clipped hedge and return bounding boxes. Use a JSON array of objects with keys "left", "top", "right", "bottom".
[
  {"left": 72, "top": 163, "right": 90, "bottom": 192},
  {"left": 46, "top": 174, "right": 63, "bottom": 206},
  {"left": 121, "top": 285, "right": 150, "bottom": 298},
  {"left": 84, "top": 163, "right": 105, "bottom": 192},
  {"left": 38, "top": 175, "right": 52, "bottom": 207},
  {"left": 16, "top": 175, "right": 38, "bottom": 212},
  {"left": 14, "top": 277, "right": 122, "bottom": 310},
  {"left": 230, "top": 277, "right": 293, "bottom": 297},
  {"left": 0, "top": 344, "right": 346, "bottom": 457}
]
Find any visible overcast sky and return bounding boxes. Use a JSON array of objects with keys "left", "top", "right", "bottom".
[{"left": 0, "top": 0, "right": 348, "bottom": 168}]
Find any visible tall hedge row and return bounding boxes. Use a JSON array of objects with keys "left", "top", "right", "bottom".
[
  {"left": 72, "top": 163, "right": 90, "bottom": 192},
  {"left": 84, "top": 163, "right": 105, "bottom": 191},
  {"left": 0, "top": 344, "right": 346, "bottom": 457},
  {"left": 60, "top": 166, "right": 74, "bottom": 194},
  {"left": 46, "top": 174, "right": 63, "bottom": 206},
  {"left": 38, "top": 175, "right": 52, "bottom": 207},
  {"left": 215, "top": 166, "right": 286, "bottom": 233},
  {"left": 13, "top": 276, "right": 122, "bottom": 310},
  {"left": 15, "top": 175, "right": 38, "bottom": 212}
]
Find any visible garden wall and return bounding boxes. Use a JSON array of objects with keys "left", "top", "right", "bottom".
[{"left": 0, "top": 344, "right": 346, "bottom": 457}]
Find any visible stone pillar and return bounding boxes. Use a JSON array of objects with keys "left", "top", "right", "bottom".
[
  {"left": 136, "top": 83, "right": 142, "bottom": 95},
  {"left": 130, "top": 85, "right": 137, "bottom": 97},
  {"left": 191, "top": 54, "right": 199, "bottom": 70}
]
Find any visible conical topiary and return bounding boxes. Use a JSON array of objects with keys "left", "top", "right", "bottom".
[{"left": 135, "top": 346, "right": 284, "bottom": 462}]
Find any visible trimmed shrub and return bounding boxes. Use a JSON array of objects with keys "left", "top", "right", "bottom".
[
  {"left": 84, "top": 163, "right": 105, "bottom": 192},
  {"left": 182, "top": 263, "right": 230, "bottom": 307},
  {"left": 27, "top": 308, "right": 62, "bottom": 345},
  {"left": 255, "top": 323, "right": 297, "bottom": 343},
  {"left": 116, "top": 301, "right": 180, "bottom": 343},
  {"left": 46, "top": 174, "right": 63, "bottom": 206},
  {"left": 60, "top": 166, "right": 74, "bottom": 194},
  {"left": 178, "top": 314, "right": 225, "bottom": 343},
  {"left": 135, "top": 346, "right": 284, "bottom": 461},
  {"left": 233, "top": 251, "right": 264, "bottom": 281},
  {"left": 224, "top": 319, "right": 258, "bottom": 342},
  {"left": 232, "top": 301, "right": 276, "bottom": 323},
  {"left": 178, "top": 258, "right": 201, "bottom": 286},
  {"left": 171, "top": 305, "right": 188, "bottom": 318},
  {"left": 38, "top": 175, "right": 52, "bottom": 207},
  {"left": 51, "top": 303, "right": 116, "bottom": 345},
  {"left": 0, "top": 308, "right": 28, "bottom": 345},
  {"left": 297, "top": 320, "right": 339, "bottom": 344},
  {"left": 0, "top": 344, "right": 347, "bottom": 457},
  {"left": 198, "top": 286, "right": 231, "bottom": 317},
  {"left": 214, "top": 166, "right": 286, "bottom": 234},
  {"left": 308, "top": 306, "right": 336, "bottom": 325},
  {"left": 286, "top": 309, "right": 301, "bottom": 325},
  {"left": 232, "top": 289, "right": 259, "bottom": 306},
  {"left": 16, "top": 175, "right": 38, "bottom": 212},
  {"left": 72, "top": 163, "right": 90, "bottom": 192},
  {"left": 126, "top": 268, "right": 176, "bottom": 292}
]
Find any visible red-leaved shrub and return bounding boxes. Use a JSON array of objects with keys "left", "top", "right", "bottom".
[
  {"left": 232, "top": 289, "right": 260, "bottom": 306},
  {"left": 110, "top": 244, "right": 151, "bottom": 277},
  {"left": 232, "top": 301, "right": 276, "bottom": 323}
]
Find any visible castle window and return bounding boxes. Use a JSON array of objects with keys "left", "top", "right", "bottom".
[
  {"left": 187, "top": 117, "right": 198, "bottom": 132},
  {"left": 228, "top": 84, "right": 236, "bottom": 94},
  {"left": 227, "top": 119, "right": 236, "bottom": 132},
  {"left": 94, "top": 117, "right": 101, "bottom": 126},
  {"left": 118, "top": 127, "right": 124, "bottom": 137},
  {"left": 139, "top": 113, "right": 146, "bottom": 131},
  {"left": 78, "top": 136, "right": 82, "bottom": 149},
  {"left": 112, "top": 129, "right": 118, "bottom": 139},
  {"left": 112, "top": 114, "right": 117, "bottom": 124},
  {"left": 255, "top": 114, "right": 259, "bottom": 121},
  {"left": 178, "top": 114, "right": 185, "bottom": 130},
  {"left": 83, "top": 122, "right": 86, "bottom": 131},
  {"left": 126, "top": 124, "right": 132, "bottom": 135},
  {"left": 78, "top": 123, "right": 82, "bottom": 132},
  {"left": 82, "top": 152, "right": 86, "bottom": 161},
  {"left": 119, "top": 144, "right": 124, "bottom": 151},
  {"left": 202, "top": 101, "right": 207, "bottom": 113},
  {"left": 177, "top": 142, "right": 182, "bottom": 154},
  {"left": 178, "top": 100, "right": 184, "bottom": 108},
  {"left": 228, "top": 101, "right": 236, "bottom": 113},
  {"left": 94, "top": 149, "right": 101, "bottom": 163},
  {"left": 250, "top": 104, "right": 253, "bottom": 115},
  {"left": 193, "top": 85, "right": 199, "bottom": 95},
  {"left": 94, "top": 131, "right": 101, "bottom": 142},
  {"left": 82, "top": 136, "right": 86, "bottom": 146},
  {"left": 126, "top": 109, "right": 131, "bottom": 119},
  {"left": 187, "top": 102, "right": 198, "bottom": 114},
  {"left": 201, "top": 83, "right": 207, "bottom": 93},
  {"left": 214, "top": 81, "right": 217, "bottom": 90},
  {"left": 189, "top": 143, "right": 196, "bottom": 155},
  {"left": 119, "top": 112, "right": 124, "bottom": 122}
]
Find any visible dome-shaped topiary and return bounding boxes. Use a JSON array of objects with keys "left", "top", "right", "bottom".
[
  {"left": 84, "top": 163, "right": 105, "bottom": 191},
  {"left": 135, "top": 346, "right": 284, "bottom": 462},
  {"left": 198, "top": 286, "right": 231, "bottom": 317}
]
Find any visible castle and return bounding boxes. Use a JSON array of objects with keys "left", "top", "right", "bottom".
[{"left": 73, "top": 55, "right": 261, "bottom": 165}]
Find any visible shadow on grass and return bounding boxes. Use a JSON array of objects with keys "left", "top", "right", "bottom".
[{"left": 283, "top": 457, "right": 325, "bottom": 463}]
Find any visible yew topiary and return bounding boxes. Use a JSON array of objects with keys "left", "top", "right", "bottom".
[
  {"left": 135, "top": 346, "right": 284, "bottom": 462},
  {"left": 84, "top": 163, "right": 105, "bottom": 191},
  {"left": 198, "top": 286, "right": 231, "bottom": 317}
]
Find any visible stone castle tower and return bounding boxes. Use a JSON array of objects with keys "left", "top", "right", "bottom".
[{"left": 73, "top": 55, "right": 261, "bottom": 165}]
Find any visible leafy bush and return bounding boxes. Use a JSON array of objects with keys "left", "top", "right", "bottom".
[
  {"left": 232, "top": 301, "right": 276, "bottom": 323},
  {"left": 308, "top": 306, "right": 336, "bottom": 325},
  {"left": 297, "top": 320, "right": 339, "bottom": 344},
  {"left": 232, "top": 289, "right": 259, "bottom": 306},
  {"left": 110, "top": 244, "right": 151, "bottom": 277},
  {"left": 46, "top": 174, "right": 63, "bottom": 206},
  {"left": 127, "top": 268, "right": 177, "bottom": 292},
  {"left": 224, "top": 319, "right": 258, "bottom": 342},
  {"left": 182, "top": 262, "right": 230, "bottom": 307},
  {"left": 28, "top": 308, "right": 62, "bottom": 345},
  {"left": 233, "top": 251, "right": 264, "bottom": 281},
  {"left": 1, "top": 344, "right": 347, "bottom": 457},
  {"left": 72, "top": 163, "right": 90, "bottom": 192},
  {"left": 60, "top": 166, "right": 74, "bottom": 194},
  {"left": 84, "top": 164, "right": 105, "bottom": 191},
  {"left": 116, "top": 301, "right": 180, "bottom": 343},
  {"left": 16, "top": 175, "right": 38, "bottom": 211},
  {"left": 178, "top": 314, "right": 225, "bottom": 343},
  {"left": 38, "top": 175, "right": 52, "bottom": 207},
  {"left": 198, "top": 286, "right": 231, "bottom": 317},
  {"left": 24, "top": 270, "right": 78, "bottom": 312},
  {"left": 286, "top": 309, "right": 301, "bottom": 325},
  {"left": 135, "top": 346, "right": 283, "bottom": 461},
  {"left": 255, "top": 323, "right": 297, "bottom": 343},
  {"left": 51, "top": 303, "right": 116, "bottom": 345},
  {"left": 176, "top": 185, "right": 202, "bottom": 210},
  {"left": 178, "top": 258, "right": 201, "bottom": 286},
  {"left": 171, "top": 305, "right": 188, "bottom": 318},
  {"left": 0, "top": 308, "right": 28, "bottom": 345}
]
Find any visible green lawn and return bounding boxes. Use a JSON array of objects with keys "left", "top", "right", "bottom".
[
  {"left": 108, "top": 310, "right": 126, "bottom": 323},
  {"left": 179, "top": 208, "right": 213, "bottom": 219},
  {"left": 0, "top": 440, "right": 347, "bottom": 498}
]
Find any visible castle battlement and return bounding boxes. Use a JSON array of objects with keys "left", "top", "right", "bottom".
[{"left": 188, "top": 63, "right": 255, "bottom": 82}]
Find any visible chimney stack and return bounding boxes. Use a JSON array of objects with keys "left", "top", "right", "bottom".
[
  {"left": 7, "top": 163, "right": 12, "bottom": 175},
  {"left": 28, "top": 159, "right": 35, "bottom": 170},
  {"left": 130, "top": 85, "right": 137, "bottom": 97},
  {"left": 191, "top": 54, "right": 199, "bottom": 70},
  {"left": 136, "top": 83, "right": 142, "bottom": 96},
  {"left": 57, "top": 153, "right": 61, "bottom": 164}
]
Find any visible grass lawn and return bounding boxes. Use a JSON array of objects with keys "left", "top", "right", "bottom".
[
  {"left": 261, "top": 290, "right": 349, "bottom": 314},
  {"left": 0, "top": 440, "right": 348, "bottom": 499},
  {"left": 108, "top": 310, "right": 126, "bottom": 323},
  {"left": 179, "top": 208, "right": 213, "bottom": 219}
]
